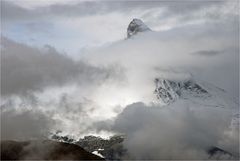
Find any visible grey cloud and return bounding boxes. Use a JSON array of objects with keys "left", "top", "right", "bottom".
[
  {"left": 0, "top": 91, "right": 104, "bottom": 139},
  {"left": 2, "top": 0, "right": 232, "bottom": 22},
  {"left": 1, "top": 37, "right": 123, "bottom": 96},
  {"left": 1, "top": 0, "right": 238, "bottom": 153},
  {"left": 0, "top": 37, "right": 125, "bottom": 139},
  {"left": 191, "top": 50, "right": 222, "bottom": 56},
  {"left": 1, "top": 1, "right": 151, "bottom": 21},
  {"left": 1, "top": 1, "right": 36, "bottom": 21},
  {"left": 112, "top": 102, "right": 238, "bottom": 159},
  {"left": 191, "top": 47, "right": 239, "bottom": 57},
  {"left": 1, "top": 109, "right": 54, "bottom": 140},
  {"left": 85, "top": 19, "right": 239, "bottom": 98},
  {"left": 23, "top": 22, "right": 54, "bottom": 35},
  {"left": 160, "top": 0, "right": 224, "bottom": 16}
]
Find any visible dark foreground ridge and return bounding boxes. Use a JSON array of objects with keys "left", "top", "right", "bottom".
[
  {"left": 207, "top": 146, "right": 234, "bottom": 159},
  {"left": 51, "top": 134, "right": 127, "bottom": 160},
  {"left": 0, "top": 140, "right": 105, "bottom": 160}
]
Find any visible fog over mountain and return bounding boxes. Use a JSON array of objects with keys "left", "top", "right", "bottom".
[{"left": 1, "top": 0, "right": 239, "bottom": 160}]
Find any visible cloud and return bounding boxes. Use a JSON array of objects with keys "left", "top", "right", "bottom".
[
  {"left": 1, "top": 37, "right": 123, "bottom": 96},
  {"left": 84, "top": 20, "right": 239, "bottom": 99},
  {"left": 6, "top": 0, "right": 80, "bottom": 8},
  {"left": 0, "top": 87, "right": 120, "bottom": 140},
  {"left": 1, "top": 1, "right": 238, "bottom": 153},
  {"left": 1, "top": 1, "right": 150, "bottom": 21},
  {"left": 1, "top": 109, "right": 54, "bottom": 140},
  {"left": 2, "top": 0, "right": 237, "bottom": 30},
  {"left": 112, "top": 102, "right": 238, "bottom": 159},
  {"left": 1, "top": 8, "right": 238, "bottom": 141},
  {"left": 2, "top": 0, "right": 233, "bottom": 19},
  {"left": 191, "top": 50, "right": 222, "bottom": 56},
  {"left": 2, "top": 0, "right": 237, "bottom": 57},
  {"left": 1, "top": 37, "right": 126, "bottom": 139}
]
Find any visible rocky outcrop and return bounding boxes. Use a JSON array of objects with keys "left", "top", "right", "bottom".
[
  {"left": 154, "top": 78, "right": 210, "bottom": 104},
  {"left": 207, "top": 146, "right": 234, "bottom": 159},
  {"left": 76, "top": 135, "right": 127, "bottom": 160},
  {"left": 127, "top": 19, "right": 151, "bottom": 38},
  {"left": 51, "top": 134, "right": 127, "bottom": 160}
]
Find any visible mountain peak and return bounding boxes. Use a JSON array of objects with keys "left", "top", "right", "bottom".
[{"left": 127, "top": 19, "right": 151, "bottom": 38}]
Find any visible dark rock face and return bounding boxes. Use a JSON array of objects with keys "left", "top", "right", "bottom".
[
  {"left": 207, "top": 146, "right": 234, "bottom": 159},
  {"left": 127, "top": 19, "right": 151, "bottom": 38},
  {"left": 76, "top": 135, "right": 127, "bottom": 160},
  {"left": 0, "top": 140, "right": 105, "bottom": 160},
  {"left": 51, "top": 133, "right": 75, "bottom": 143},
  {"left": 51, "top": 134, "right": 127, "bottom": 160}
]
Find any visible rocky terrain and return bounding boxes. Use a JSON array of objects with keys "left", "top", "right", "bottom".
[
  {"left": 51, "top": 134, "right": 127, "bottom": 160},
  {"left": 127, "top": 18, "right": 151, "bottom": 38}
]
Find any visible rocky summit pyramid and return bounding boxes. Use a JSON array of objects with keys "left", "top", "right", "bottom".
[{"left": 127, "top": 19, "right": 151, "bottom": 38}]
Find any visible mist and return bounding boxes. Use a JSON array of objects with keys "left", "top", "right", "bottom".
[
  {"left": 1, "top": 37, "right": 126, "bottom": 139},
  {"left": 85, "top": 20, "right": 239, "bottom": 99},
  {"left": 1, "top": 0, "right": 239, "bottom": 160},
  {"left": 112, "top": 102, "right": 238, "bottom": 159}
]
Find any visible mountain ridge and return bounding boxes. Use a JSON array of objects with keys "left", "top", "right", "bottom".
[{"left": 0, "top": 140, "right": 105, "bottom": 160}]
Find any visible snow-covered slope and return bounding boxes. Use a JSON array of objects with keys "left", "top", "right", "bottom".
[
  {"left": 154, "top": 78, "right": 210, "bottom": 105},
  {"left": 154, "top": 74, "right": 238, "bottom": 108},
  {"left": 153, "top": 75, "right": 239, "bottom": 150},
  {"left": 154, "top": 74, "right": 238, "bottom": 110}
]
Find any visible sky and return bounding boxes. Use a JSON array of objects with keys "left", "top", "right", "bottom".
[
  {"left": 1, "top": 0, "right": 239, "bottom": 159},
  {"left": 2, "top": 0, "right": 238, "bottom": 57}
]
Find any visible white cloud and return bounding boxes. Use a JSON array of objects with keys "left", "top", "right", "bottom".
[
  {"left": 7, "top": 0, "right": 80, "bottom": 9},
  {"left": 112, "top": 102, "right": 238, "bottom": 159},
  {"left": 1, "top": 2, "right": 238, "bottom": 159},
  {"left": 2, "top": 0, "right": 238, "bottom": 56}
]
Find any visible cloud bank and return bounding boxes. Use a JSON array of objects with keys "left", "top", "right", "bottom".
[
  {"left": 112, "top": 102, "right": 239, "bottom": 159},
  {"left": 1, "top": 36, "right": 126, "bottom": 140},
  {"left": 1, "top": 1, "right": 239, "bottom": 160},
  {"left": 1, "top": 109, "right": 54, "bottom": 140},
  {"left": 2, "top": 0, "right": 238, "bottom": 56},
  {"left": 1, "top": 37, "right": 123, "bottom": 96}
]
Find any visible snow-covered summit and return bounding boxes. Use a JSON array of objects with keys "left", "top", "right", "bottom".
[
  {"left": 154, "top": 78, "right": 210, "bottom": 104},
  {"left": 154, "top": 75, "right": 238, "bottom": 110},
  {"left": 127, "top": 19, "right": 151, "bottom": 38}
]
